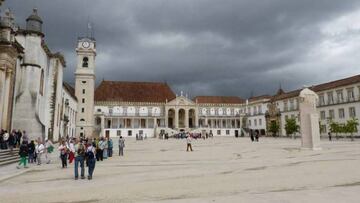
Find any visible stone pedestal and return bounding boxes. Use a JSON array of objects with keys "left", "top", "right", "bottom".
[{"left": 299, "top": 88, "right": 321, "bottom": 150}]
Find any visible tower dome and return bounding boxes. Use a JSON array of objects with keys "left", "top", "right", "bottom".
[{"left": 26, "top": 8, "right": 43, "bottom": 33}]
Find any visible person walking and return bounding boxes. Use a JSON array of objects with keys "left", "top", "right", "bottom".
[
  {"left": 58, "top": 141, "right": 68, "bottom": 168},
  {"left": 17, "top": 141, "right": 29, "bottom": 169},
  {"left": 28, "top": 140, "right": 35, "bottom": 164},
  {"left": 118, "top": 136, "right": 125, "bottom": 156},
  {"left": 8, "top": 131, "right": 16, "bottom": 153},
  {"left": 45, "top": 139, "right": 54, "bottom": 164},
  {"left": 68, "top": 139, "right": 75, "bottom": 164},
  {"left": 103, "top": 138, "right": 108, "bottom": 159},
  {"left": 74, "top": 139, "right": 86, "bottom": 180},
  {"left": 16, "top": 130, "right": 22, "bottom": 147},
  {"left": 328, "top": 132, "right": 332, "bottom": 141},
  {"left": 35, "top": 140, "right": 45, "bottom": 165},
  {"left": 108, "top": 138, "right": 113, "bottom": 157},
  {"left": 86, "top": 142, "right": 96, "bottom": 180},
  {"left": 255, "top": 131, "right": 259, "bottom": 142},
  {"left": 98, "top": 137, "right": 105, "bottom": 161},
  {"left": 3, "top": 130, "right": 9, "bottom": 149},
  {"left": 250, "top": 131, "right": 254, "bottom": 142},
  {"left": 186, "top": 134, "right": 193, "bottom": 152}
]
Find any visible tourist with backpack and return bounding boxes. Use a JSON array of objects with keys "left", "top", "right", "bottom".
[
  {"left": 74, "top": 139, "right": 86, "bottom": 180},
  {"left": 86, "top": 142, "right": 96, "bottom": 180},
  {"left": 17, "top": 141, "right": 29, "bottom": 169}
]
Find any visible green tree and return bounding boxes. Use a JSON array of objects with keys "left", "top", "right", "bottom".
[
  {"left": 285, "top": 118, "right": 299, "bottom": 138},
  {"left": 269, "top": 121, "right": 280, "bottom": 137},
  {"left": 329, "top": 120, "right": 340, "bottom": 140},
  {"left": 345, "top": 118, "right": 359, "bottom": 141}
]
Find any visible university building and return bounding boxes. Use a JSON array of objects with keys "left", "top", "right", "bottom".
[{"left": 90, "top": 81, "right": 245, "bottom": 138}]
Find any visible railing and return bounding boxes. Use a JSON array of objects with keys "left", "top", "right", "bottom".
[
  {"left": 317, "top": 97, "right": 360, "bottom": 107},
  {"left": 103, "top": 112, "right": 164, "bottom": 117}
]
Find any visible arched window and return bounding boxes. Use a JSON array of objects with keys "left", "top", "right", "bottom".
[
  {"left": 82, "top": 57, "right": 89, "bottom": 67},
  {"left": 80, "top": 118, "right": 85, "bottom": 122},
  {"left": 39, "top": 69, "right": 44, "bottom": 95}
]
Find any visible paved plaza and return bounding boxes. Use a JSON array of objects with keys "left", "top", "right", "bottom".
[{"left": 0, "top": 137, "right": 360, "bottom": 203}]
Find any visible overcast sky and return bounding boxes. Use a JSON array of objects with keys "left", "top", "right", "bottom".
[{"left": 3, "top": 0, "right": 360, "bottom": 98}]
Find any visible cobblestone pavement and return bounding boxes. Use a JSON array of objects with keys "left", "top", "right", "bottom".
[{"left": 0, "top": 137, "right": 359, "bottom": 203}]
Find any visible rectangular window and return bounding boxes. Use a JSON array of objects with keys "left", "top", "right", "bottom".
[
  {"left": 338, "top": 108, "right": 345, "bottom": 119},
  {"left": 248, "top": 120, "right": 251, "bottom": 126},
  {"left": 284, "top": 101, "right": 288, "bottom": 111},
  {"left": 254, "top": 119, "right": 257, "bottom": 126},
  {"left": 320, "top": 111, "right": 326, "bottom": 120},
  {"left": 82, "top": 98, "right": 85, "bottom": 103},
  {"left": 259, "top": 119, "right": 262, "bottom": 126},
  {"left": 329, "top": 110, "right": 335, "bottom": 119},
  {"left": 347, "top": 88, "right": 354, "bottom": 101},
  {"left": 226, "top": 130, "right": 230, "bottom": 135},
  {"left": 83, "top": 89, "right": 86, "bottom": 94},
  {"left": 217, "top": 130, "right": 221, "bottom": 135},
  {"left": 258, "top": 106, "right": 262, "bottom": 114},
  {"left": 336, "top": 90, "right": 344, "bottom": 103},
  {"left": 81, "top": 108, "right": 84, "bottom": 113},
  {"left": 319, "top": 95, "right": 325, "bottom": 106},
  {"left": 290, "top": 99, "right": 294, "bottom": 110},
  {"left": 128, "top": 130, "right": 132, "bottom": 136},
  {"left": 117, "top": 130, "right": 121, "bottom": 136},
  {"left": 349, "top": 107, "right": 356, "bottom": 118},
  {"left": 327, "top": 92, "right": 334, "bottom": 105}
]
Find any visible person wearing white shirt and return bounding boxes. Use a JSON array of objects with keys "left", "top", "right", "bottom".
[{"left": 35, "top": 140, "right": 45, "bottom": 165}]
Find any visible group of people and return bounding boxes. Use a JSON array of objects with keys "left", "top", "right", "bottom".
[
  {"left": 250, "top": 131, "right": 260, "bottom": 142},
  {"left": 17, "top": 138, "right": 54, "bottom": 168},
  {"left": 58, "top": 137, "right": 97, "bottom": 180},
  {"left": 0, "top": 129, "right": 28, "bottom": 151}
]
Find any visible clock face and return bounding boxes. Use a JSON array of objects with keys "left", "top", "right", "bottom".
[{"left": 82, "top": 41, "right": 90, "bottom": 48}]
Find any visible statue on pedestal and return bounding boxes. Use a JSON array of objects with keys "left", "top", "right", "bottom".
[{"left": 299, "top": 88, "right": 321, "bottom": 150}]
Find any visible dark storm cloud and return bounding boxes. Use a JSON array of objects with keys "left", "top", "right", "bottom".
[{"left": 3, "top": 0, "right": 360, "bottom": 98}]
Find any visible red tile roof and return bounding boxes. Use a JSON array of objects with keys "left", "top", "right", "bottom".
[
  {"left": 63, "top": 82, "right": 77, "bottom": 101},
  {"left": 272, "top": 74, "right": 360, "bottom": 101},
  {"left": 95, "top": 81, "right": 176, "bottom": 103},
  {"left": 248, "top": 95, "right": 271, "bottom": 102},
  {"left": 193, "top": 96, "right": 244, "bottom": 104}
]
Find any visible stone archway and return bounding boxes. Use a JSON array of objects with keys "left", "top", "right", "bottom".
[
  {"left": 189, "top": 109, "right": 196, "bottom": 128},
  {"left": 168, "top": 109, "right": 175, "bottom": 128},
  {"left": 178, "top": 109, "right": 186, "bottom": 128}
]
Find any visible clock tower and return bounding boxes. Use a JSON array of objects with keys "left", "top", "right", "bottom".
[{"left": 75, "top": 37, "right": 96, "bottom": 138}]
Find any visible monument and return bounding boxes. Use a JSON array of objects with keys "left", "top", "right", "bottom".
[{"left": 299, "top": 88, "right": 321, "bottom": 150}]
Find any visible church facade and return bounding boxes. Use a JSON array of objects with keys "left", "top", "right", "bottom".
[{"left": 0, "top": 8, "right": 77, "bottom": 141}]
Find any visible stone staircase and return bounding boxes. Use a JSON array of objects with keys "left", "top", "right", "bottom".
[{"left": 0, "top": 149, "right": 20, "bottom": 166}]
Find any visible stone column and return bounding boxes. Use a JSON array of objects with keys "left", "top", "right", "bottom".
[
  {"left": 175, "top": 109, "right": 179, "bottom": 129},
  {"left": 164, "top": 108, "right": 168, "bottom": 127},
  {"left": 100, "top": 115, "right": 105, "bottom": 137},
  {"left": 195, "top": 110, "right": 199, "bottom": 128},
  {"left": 185, "top": 109, "right": 189, "bottom": 128},
  {"left": 0, "top": 67, "right": 5, "bottom": 129},
  {"left": 1, "top": 69, "right": 12, "bottom": 130}
]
